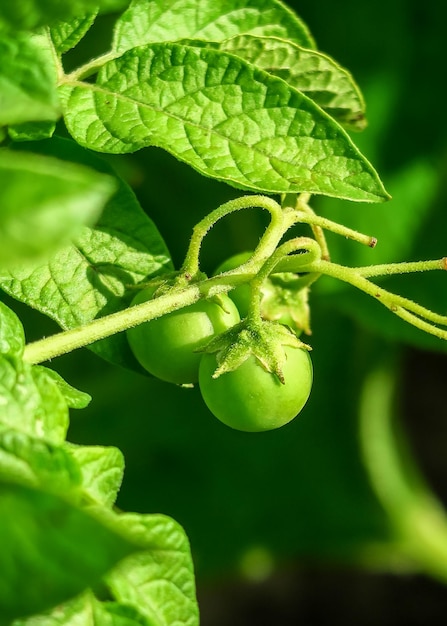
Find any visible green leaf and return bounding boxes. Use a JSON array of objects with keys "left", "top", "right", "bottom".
[
  {"left": 66, "top": 444, "right": 124, "bottom": 507},
  {"left": 0, "top": 33, "right": 59, "bottom": 125},
  {"left": 0, "top": 427, "right": 82, "bottom": 495},
  {"left": 8, "top": 121, "right": 56, "bottom": 142},
  {"left": 0, "top": 139, "right": 172, "bottom": 369},
  {"left": 0, "top": 0, "right": 130, "bottom": 32},
  {"left": 33, "top": 366, "right": 91, "bottom": 409},
  {"left": 0, "top": 301, "right": 25, "bottom": 357},
  {"left": 0, "top": 482, "right": 134, "bottom": 625},
  {"left": 60, "top": 42, "right": 389, "bottom": 202},
  {"left": 0, "top": 149, "right": 116, "bottom": 265},
  {"left": 12, "top": 511, "right": 199, "bottom": 625},
  {"left": 112, "top": 0, "right": 315, "bottom": 55},
  {"left": 107, "top": 514, "right": 199, "bottom": 626},
  {"left": 0, "top": 356, "right": 68, "bottom": 444},
  {"left": 217, "top": 34, "right": 366, "bottom": 131},
  {"left": 49, "top": 11, "right": 98, "bottom": 55}
]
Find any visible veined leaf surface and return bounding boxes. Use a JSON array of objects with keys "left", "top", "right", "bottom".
[
  {"left": 112, "top": 0, "right": 315, "bottom": 54},
  {"left": 60, "top": 43, "right": 389, "bottom": 202}
]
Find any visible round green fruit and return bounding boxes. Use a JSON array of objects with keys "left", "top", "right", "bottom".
[
  {"left": 127, "top": 287, "right": 240, "bottom": 384},
  {"left": 198, "top": 345, "right": 313, "bottom": 432}
]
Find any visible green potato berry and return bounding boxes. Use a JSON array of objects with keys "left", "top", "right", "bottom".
[
  {"left": 198, "top": 345, "right": 313, "bottom": 432},
  {"left": 127, "top": 286, "right": 240, "bottom": 384}
]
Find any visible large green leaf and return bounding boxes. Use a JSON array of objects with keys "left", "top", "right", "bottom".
[
  {"left": 11, "top": 512, "right": 199, "bottom": 626},
  {"left": 0, "top": 483, "right": 134, "bottom": 625},
  {"left": 0, "top": 149, "right": 116, "bottom": 265},
  {"left": 60, "top": 42, "right": 389, "bottom": 201},
  {"left": 112, "top": 0, "right": 315, "bottom": 54},
  {"left": 0, "top": 33, "right": 59, "bottom": 125}
]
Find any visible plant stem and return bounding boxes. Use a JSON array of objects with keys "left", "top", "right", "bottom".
[
  {"left": 63, "top": 51, "right": 119, "bottom": 82},
  {"left": 22, "top": 273, "right": 255, "bottom": 365},
  {"left": 356, "top": 258, "right": 447, "bottom": 277},
  {"left": 310, "top": 259, "right": 447, "bottom": 340},
  {"left": 288, "top": 194, "right": 331, "bottom": 261},
  {"left": 23, "top": 285, "right": 199, "bottom": 364},
  {"left": 295, "top": 210, "right": 377, "bottom": 248},
  {"left": 247, "top": 237, "right": 321, "bottom": 322},
  {"left": 181, "top": 195, "right": 287, "bottom": 277}
]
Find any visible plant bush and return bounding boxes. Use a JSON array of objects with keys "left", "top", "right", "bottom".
[{"left": 1, "top": 0, "right": 447, "bottom": 623}]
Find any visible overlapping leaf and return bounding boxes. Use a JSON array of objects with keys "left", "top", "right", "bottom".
[
  {"left": 112, "top": 0, "right": 315, "bottom": 54},
  {"left": 10, "top": 512, "right": 199, "bottom": 626},
  {"left": 217, "top": 34, "right": 366, "bottom": 130},
  {"left": 0, "top": 483, "right": 135, "bottom": 625},
  {"left": 60, "top": 42, "right": 388, "bottom": 201}
]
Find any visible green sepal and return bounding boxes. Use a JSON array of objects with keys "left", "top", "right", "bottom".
[{"left": 201, "top": 319, "right": 310, "bottom": 383}]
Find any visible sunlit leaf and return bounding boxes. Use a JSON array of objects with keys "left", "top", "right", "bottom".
[
  {"left": 112, "top": 0, "right": 315, "bottom": 54},
  {"left": 0, "top": 483, "right": 134, "bottom": 625},
  {"left": 60, "top": 43, "right": 389, "bottom": 201}
]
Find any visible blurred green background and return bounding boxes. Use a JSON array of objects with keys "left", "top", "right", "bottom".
[{"left": 10, "top": 0, "right": 447, "bottom": 622}]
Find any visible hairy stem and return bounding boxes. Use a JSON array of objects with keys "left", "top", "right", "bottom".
[
  {"left": 295, "top": 210, "right": 377, "bottom": 248},
  {"left": 181, "top": 195, "right": 289, "bottom": 277},
  {"left": 310, "top": 259, "right": 447, "bottom": 340},
  {"left": 22, "top": 272, "right": 258, "bottom": 365},
  {"left": 283, "top": 194, "right": 331, "bottom": 261},
  {"left": 63, "top": 51, "right": 119, "bottom": 82},
  {"left": 356, "top": 258, "right": 447, "bottom": 277},
  {"left": 247, "top": 237, "right": 321, "bottom": 322}
]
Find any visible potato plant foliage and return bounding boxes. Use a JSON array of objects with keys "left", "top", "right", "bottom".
[{"left": 1, "top": 0, "right": 447, "bottom": 623}]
